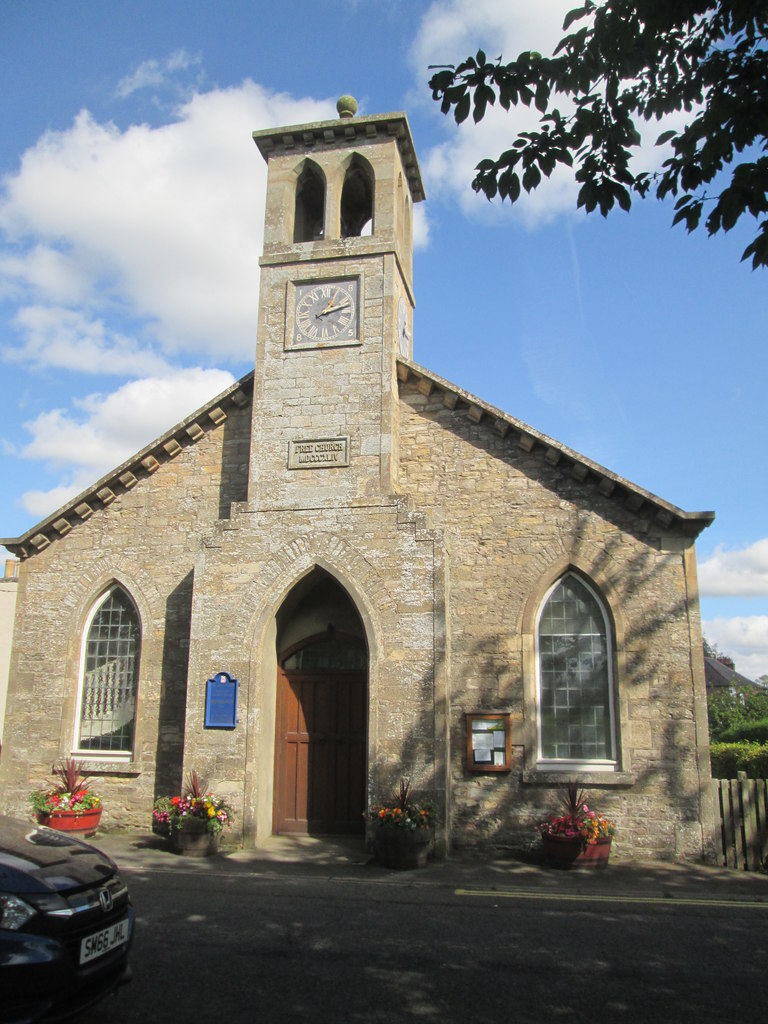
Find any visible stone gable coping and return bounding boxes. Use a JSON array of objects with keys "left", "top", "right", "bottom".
[
  {"left": 2, "top": 372, "right": 255, "bottom": 560},
  {"left": 252, "top": 111, "right": 426, "bottom": 203},
  {"left": 396, "top": 357, "right": 715, "bottom": 539}
]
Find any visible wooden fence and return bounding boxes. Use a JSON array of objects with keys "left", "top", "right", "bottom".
[{"left": 713, "top": 773, "right": 768, "bottom": 870}]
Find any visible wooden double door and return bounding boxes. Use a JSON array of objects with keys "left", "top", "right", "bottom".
[{"left": 273, "top": 663, "right": 367, "bottom": 835}]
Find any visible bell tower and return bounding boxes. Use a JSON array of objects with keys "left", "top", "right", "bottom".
[{"left": 248, "top": 96, "right": 425, "bottom": 509}]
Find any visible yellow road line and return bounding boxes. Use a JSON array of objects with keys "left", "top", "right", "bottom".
[{"left": 454, "top": 888, "right": 768, "bottom": 909}]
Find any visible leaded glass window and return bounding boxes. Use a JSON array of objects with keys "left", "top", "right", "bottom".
[
  {"left": 283, "top": 635, "right": 365, "bottom": 671},
  {"left": 537, "top": 574, "right": 615, "bottom": 763},
  {"left": 77, "top": 587, "right": 140, "bottom": 754}
]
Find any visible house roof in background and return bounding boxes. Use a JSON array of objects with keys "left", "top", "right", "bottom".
[{"left": 704, "top": 657, "right": 759, "bottom": 690}]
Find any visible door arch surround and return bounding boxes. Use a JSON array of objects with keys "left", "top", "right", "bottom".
[
  {"left": 270, "top": 568, "right": 370, "bottom": 836},
  {"left": 244, "top": 553, "right": 385, "bottom": 846}
]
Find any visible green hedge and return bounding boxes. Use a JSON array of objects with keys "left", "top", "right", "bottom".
[
  {"left": 710, "top": 741, "right": 768, "bottom": 779},
  {"left": 719, "top": 718, "right": 768, "bottom": 744}
]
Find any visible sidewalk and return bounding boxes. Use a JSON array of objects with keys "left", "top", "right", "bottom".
[{"left": 91, "top": 831, "right": 768, "bottom": 906}]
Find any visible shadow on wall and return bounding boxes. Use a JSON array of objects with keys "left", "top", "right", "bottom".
[
  {"left": 154, "top": 570, "right": 194, "bottom": 803},
  {"left": 218, "top": 377, "right": 253, "bottom": 521},
  {"left": 384, "top": 487, "right": 710, "bottom": 861}
]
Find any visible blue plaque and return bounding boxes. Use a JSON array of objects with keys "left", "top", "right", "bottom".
[{"left": 204, "top": 672, "right": 238, "bottom": 729}]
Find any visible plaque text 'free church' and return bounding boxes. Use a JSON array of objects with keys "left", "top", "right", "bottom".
[{"left": 288, "top": 436, "right": 350, "bottom": 470}]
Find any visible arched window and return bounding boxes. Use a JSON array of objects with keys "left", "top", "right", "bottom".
[
  {"left": 76, "top": 586, "right": 141, "bottom": 755},
  {"left": 340, "top": 157, "right": 374, "bottom": 237},
  {"left": 294, "top": 161, "right": 326, "bottom": 242},
  {"left": 536, "top": 573, "right": 616, "bottom": 768}
]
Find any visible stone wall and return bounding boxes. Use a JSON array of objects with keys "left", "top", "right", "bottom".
[
  {"left": 178, "top": 495, "right": 448, "bottom": 847},
  {"left": 0, "top": 369, "right": 715, "bottom": 862},
  {"left": 397, "top": 380, "right": 715, "bottom": 861},
  {"left": 0, "top": 395, "right": 252, "bottom": 829}
]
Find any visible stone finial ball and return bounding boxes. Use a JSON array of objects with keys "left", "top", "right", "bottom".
[{"left": 337, "top": 95, "right": 358, "bottom": 119}]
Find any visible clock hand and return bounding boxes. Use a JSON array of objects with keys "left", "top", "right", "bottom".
[{"left": 316, "top": 303, "right": 350, "bottom": 318}]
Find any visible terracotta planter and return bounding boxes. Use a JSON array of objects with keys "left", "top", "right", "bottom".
[
  {"left": 37, "top": 807, "right": 103, "bottom": 837},
  {"left": 373, "top": 827, "right": 432, "bottom": 870},
  {"left": 171, "top": 817, "right": 221, "bottom": 857},
  {"left": 541, "top": 833, "right": 612, "bottom": 869}
]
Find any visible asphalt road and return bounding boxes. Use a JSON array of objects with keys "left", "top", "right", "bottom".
[{"left": 81, "top": 851, "right": 767, "bottom": 1024}]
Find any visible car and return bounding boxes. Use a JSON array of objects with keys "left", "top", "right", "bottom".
[{"left": 0, "top": 816, "right": 133, "bottom": 1022}]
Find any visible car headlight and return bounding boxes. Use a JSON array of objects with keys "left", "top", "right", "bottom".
[{"left": 0, "top": 894, "right": 37, "bottom": 930}]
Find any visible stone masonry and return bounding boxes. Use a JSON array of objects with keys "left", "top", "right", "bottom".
[{"left": 0, "top": 103, "right": 716, "bottom": 861}]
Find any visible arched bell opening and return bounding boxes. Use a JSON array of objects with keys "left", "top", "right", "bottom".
[
  {"left": 293, "top": 160, "right": 326, "bottom": 242},
  {"left": 340, "top": 156, "right": 374, "bottom": 238},
  {"left": 272, "top": 568, "right": 368, "bottom": 835}
]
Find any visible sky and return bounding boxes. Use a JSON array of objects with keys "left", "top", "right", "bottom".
[{"left": 1, "top": 0, "right": 766, "bottom": 679}]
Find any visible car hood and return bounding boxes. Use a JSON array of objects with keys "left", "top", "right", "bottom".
[{"left": 0, "top": 816, "right": 117, "bottom": 894}]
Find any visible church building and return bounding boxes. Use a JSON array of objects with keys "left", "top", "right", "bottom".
[{"left": 0, "top": 99, "right": 717, "bottom": 861}]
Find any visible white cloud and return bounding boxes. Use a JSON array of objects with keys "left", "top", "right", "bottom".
[
  {"left": 115, "top": 50, "right": 202, "bottom": 99},
  {"left": 6, "top": 306, "right": 173, "bottom": 376},
  {"left": 0, "top": 81, "right": 336, "bottom": 364},
  {"left": 414, "top": 0, "right": 684, "bottom": 227},
  {"left": 703, "top": 615, "right": 768, "bottom": 681},
  {"left": 19, "top": 367, "right": 236, "bottom": 517},
  {"left": 411, "top": 0, "right": 571, "bottom": 74},
  {"left": 413, "top": 204, "right": 430, "bottom": 249},
  {"left": 699, "top": 539, "right": 768, "bottom": 598}
]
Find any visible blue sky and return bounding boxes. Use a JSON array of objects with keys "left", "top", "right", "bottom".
[{"left": 1, "top": 0, "right": 766, "bottom": 678}]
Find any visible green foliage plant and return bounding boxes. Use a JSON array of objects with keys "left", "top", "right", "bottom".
[
  {"left": 708, "top": 686, "right": 768, "bottom": 741},
  {"left": 719, "top": 718, "right": 768, "bottom": 744},
  {"left": 710, "top": 741, "right": 768, "bottom": 779},
  {"left": 428, "top": 1, "right": 768, "bottom": 268}
]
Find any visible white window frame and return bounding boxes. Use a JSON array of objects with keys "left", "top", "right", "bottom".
[
  {"left": 72, "top": 585, "right": 140, "bottom": 762},
  {"left": 535, "top": 572, "right": 617, "bottom": 773}
]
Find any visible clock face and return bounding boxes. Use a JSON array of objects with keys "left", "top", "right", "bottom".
[{"left": 294, "top": 280, "right": 358, "bottom": 345}]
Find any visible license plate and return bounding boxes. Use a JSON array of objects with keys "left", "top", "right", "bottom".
[{"left": 79, "top": 917, "right": 131, "bottom": 964}]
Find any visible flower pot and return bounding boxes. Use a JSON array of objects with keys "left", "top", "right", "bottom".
[
  {"left": 37, "top": 807, "right": 103, "bottom": 837},
  {"left": 171, "top": 817, "right": 221, "bottom": 857},
  {"left": 541, "top": 833, "right": 612, "bottom": 869},
  {"left": 373, "top": 827, "right": 432, "bottom": 870}
]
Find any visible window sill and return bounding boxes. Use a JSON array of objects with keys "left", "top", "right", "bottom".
[
  {"left": 522, "top": 769, "right": 636, "bottom": 787},
  {"left": 70, "top": 755, "right": 141, "bottom": 776}
]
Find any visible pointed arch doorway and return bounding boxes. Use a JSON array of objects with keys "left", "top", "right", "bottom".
[{"left": 273, "top": 571, "right": 367, "bottom": 835}]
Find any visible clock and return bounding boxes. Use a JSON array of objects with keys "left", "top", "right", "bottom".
[
  {"left": 293, "top": 279, "right": 359, "bottom": 346},
  {"left": 397, "top": 297, "right": 410, "bottom": 357}
]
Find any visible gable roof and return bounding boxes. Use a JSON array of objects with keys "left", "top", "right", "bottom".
[
  {"left": 2, "top": 355, "right": 714, "bottom": 560},
  {"left": 397, "top": 358, "right": 715, "bottom": 539},
  {"left": 1, "top": 373, "right": 254, "bottom": 560},
  {"left": 704, "top": 657, "right": 759, "bottom": 690}
]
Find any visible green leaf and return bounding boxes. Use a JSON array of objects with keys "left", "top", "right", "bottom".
[
  {"left": 535, "top": 81, "right": 550, "bottom": 113},
  {"left": 455, "top": 93, "right": 471, "bottom": 124},
  {"left": 563, "top": 3, "right": 590, "bottom": 31},
  {"left": 522, "top": 164, "right": 542, "bottom": 192},
  {"left": 615, "top": 185, "right": 631, "bottom": 211},
  {"left": 499, "top": 168, "right": 521, "bottom": 202},
  {"left": 656, "top": 129, "right": 677, "bottom": 147}
]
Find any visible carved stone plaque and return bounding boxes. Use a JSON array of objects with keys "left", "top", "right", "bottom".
[{"left": 288, "top": 436, "right": 349, "bottom": 470}]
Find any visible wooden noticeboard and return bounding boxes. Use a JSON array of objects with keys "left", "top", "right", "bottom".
[{"left": 466, "top": 713, "right": 512, "bottom": 772}]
